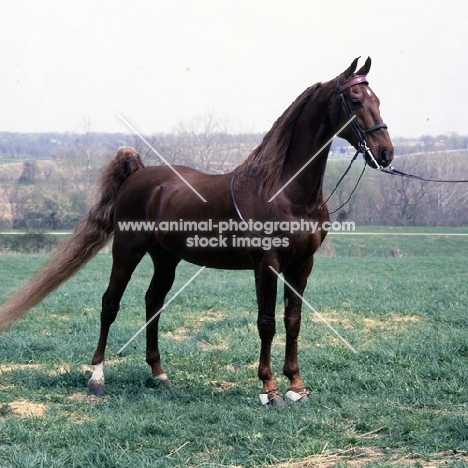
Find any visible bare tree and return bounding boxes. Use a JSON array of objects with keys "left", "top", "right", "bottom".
[
  {"left": 4, "top": 185, "right": 32, "bottom": 229},
  {"left": 57, "top": 116, "right": 100, "bottom": 207},
  {"left": 174, "top": 111, "right": 254, "bottom": 173},
  {"left": 18, "top": 161, "right": 39, "bottom": 185},
  {"left": 422, "top": 152, "right": 468, "bottom": 225}
]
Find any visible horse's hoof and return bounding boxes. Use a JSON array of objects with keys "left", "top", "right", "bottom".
[
  {"left": 88, "top": 378, "right": 105, "bottom": 397},
  {"left": 285, "top": 386, "right": 310, "bottom": 403},
  {"left": 259, "top": 388, "right": 288, "bottom": 408},
  {"left": 269, "top": 395, "right": 288, "bottom": 408},
  {"left": 155, "top": 373, "right": 173, "bottom": 390}
]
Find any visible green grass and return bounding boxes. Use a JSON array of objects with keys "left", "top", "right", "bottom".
[
  {"left": 1, "top": 229, "right": 468, "bottom": 467},
  {"left": 324, "top": 225, "right": 468, "bottom": 257}
]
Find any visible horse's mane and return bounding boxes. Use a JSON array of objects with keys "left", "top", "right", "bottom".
[{"left": 237, "top": 82, "right": 322, "bottom": 199}]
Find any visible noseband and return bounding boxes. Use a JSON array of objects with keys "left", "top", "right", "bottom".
[{"left": 336, "top": 75, "right": 388, "bottom": 169}]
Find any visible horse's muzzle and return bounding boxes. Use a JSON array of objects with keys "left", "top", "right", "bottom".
[{"left": 365, "top": 144, "right": 394, "bottom": 169}]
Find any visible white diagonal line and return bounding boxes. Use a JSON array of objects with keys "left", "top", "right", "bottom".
[
  {"left": 117, "top": 266, "right": 206, "bottom": 355},
  {"left": 268, "top": 115, "right": 357, "bottom": 202},
  {"left": 118, "top": 114, "right": 207, "bottom": 203},
  {"left": 269, "top": 266, "right": 357, "bottom": 353}
]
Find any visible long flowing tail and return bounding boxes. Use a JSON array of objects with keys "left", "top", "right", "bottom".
[{"left": 0, "top": 146, "right": 144, "bottom": 330}]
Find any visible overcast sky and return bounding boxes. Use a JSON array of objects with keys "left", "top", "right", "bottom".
[{"left": 1, "top": 0, "right": 467, "bottom": 138}]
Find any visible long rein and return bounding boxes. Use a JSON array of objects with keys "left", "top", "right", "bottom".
[
  {"left": 380, "top": 166, "right": 468, "bottom": 183},
  {"left": 325, "top": 151, "right": 468, "bottom": 214}
]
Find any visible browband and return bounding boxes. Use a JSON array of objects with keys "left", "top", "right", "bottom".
[{"left": 338, "top": 75, "right": 368, "bottom": 93}]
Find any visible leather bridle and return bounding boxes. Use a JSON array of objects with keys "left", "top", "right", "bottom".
[{"left": 335, "top": 74, "right": 388, "bottom": 169}]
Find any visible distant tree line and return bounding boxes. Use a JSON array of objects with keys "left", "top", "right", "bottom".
[
  {"left": 2, "top": 130, "right": 467, "bottom": 160},
  {"left": 0, "top": 119, "right": 468, "bottom": 230}
]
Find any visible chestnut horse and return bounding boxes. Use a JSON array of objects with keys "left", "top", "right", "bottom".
[{"left": 0, "top": 57, "right": 393, "bottom": 407}]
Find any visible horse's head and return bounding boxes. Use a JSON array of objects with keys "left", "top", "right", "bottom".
[{"left": 333, "top": 57, "right": 394, "bottom": 169}]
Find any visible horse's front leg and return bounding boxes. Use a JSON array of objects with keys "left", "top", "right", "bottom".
[
  {"left": 255, "top": 260, "right": 287, "bottom": 407},
  {"left": 283, "top": 257, "right": 314, "bottom": 403}
]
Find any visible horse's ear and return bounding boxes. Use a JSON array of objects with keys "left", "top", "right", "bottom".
[
  {"left": 356, "top": 56, "right": 372, "bottom": 76},
  {"left": 342, "top": 57, "right": 360, "bottom": 79}
]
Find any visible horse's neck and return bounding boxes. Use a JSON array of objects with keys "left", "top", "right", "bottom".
[{"left": 280, "top": 102, "right": 333, "bottom": 207}]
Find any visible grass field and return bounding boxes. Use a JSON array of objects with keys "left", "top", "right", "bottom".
[{"left": 1, "top": 229, "right": 468, "bottom": 467}]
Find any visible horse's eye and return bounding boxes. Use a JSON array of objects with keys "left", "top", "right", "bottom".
[{"left": 350, "top": 99, "right": 362, "bottom": 109}]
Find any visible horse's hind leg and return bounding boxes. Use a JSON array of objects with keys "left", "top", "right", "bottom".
[
  {"left": 145, "top": 246, "right": 180, "bottom": 389},
  {"left": 88, "top": 235, "right": 147, "bottom": 396},
  {"left": 282, "top": 258, "right": 314, "bottom": 403}
]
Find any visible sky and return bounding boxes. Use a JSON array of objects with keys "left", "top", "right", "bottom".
[{"left": 1, "top": 0, "right": 468, "bottom": 138}]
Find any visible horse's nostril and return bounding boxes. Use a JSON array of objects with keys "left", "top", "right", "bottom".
[{"left": 380, "top": 148, "right": 388, "bottom": 163}]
